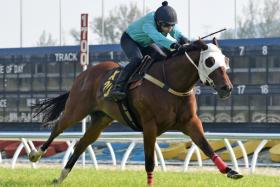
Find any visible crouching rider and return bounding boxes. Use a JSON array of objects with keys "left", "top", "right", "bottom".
[{"left": 107, "top": 1, "right": 190, "bottom": 101}]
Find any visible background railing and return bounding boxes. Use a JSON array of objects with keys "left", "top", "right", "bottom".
[{"left": 0, "top": 132, "right": 279, "bottom": 174}]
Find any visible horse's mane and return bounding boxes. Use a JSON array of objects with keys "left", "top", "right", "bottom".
[{"left": 169, "top": 39, "right": 207, "bottom": 58}]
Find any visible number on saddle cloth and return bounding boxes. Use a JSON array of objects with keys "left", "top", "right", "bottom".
[
  {"left": 103, "top": 68, "right": 122, "bottom": 97},
  {"left": 102, "top": 55, "right": 153, "bottom": 98}
]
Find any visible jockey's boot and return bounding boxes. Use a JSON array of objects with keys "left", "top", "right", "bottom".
[{"left": 108, "top": 61, "right": 138, "bottom": 101}]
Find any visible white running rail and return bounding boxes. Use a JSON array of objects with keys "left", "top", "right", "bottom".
[{"left": 0, "top": 132, "right": 279, "bottom": 173}]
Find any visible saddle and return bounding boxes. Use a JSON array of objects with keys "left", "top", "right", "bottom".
[
  {"left": 102, "top": 55, "right": 153, "bottom": 98},
  {"left": 101, "top": 56, "right": 153, "bottom": 131}
]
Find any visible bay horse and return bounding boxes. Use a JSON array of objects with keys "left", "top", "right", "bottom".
[{"left": 29, "top": 38, "right": 242, "bottom": 186}]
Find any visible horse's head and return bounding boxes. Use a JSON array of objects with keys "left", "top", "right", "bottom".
[{"left": 193, "top": 38, "right": 232, "bottom": 99}]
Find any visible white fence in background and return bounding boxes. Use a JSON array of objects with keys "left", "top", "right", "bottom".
[{"left": 0, "top": 132, "right": 279, "bottom": 174}]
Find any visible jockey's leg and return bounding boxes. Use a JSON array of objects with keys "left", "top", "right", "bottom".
[
  {"left": 108, "top": 32, "right": 143, "bottom": 101},
  {"left": 109, "top": 59, "right": 141, "bottom": 100}
]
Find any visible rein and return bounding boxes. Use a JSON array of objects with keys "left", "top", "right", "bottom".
[
  {"left": 143, "top": 43, "right": 225, "bottom": 96},
  {"left": 162, "top": 59, "right": 168, "bottom": 85}
]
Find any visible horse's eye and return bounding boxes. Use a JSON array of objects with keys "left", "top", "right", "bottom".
[{"left": 205, "top": 57, "right": 215, "bottom": 68}]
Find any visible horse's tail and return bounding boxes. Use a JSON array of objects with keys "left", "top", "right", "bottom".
[{"left": 33, "top": 92, "right": 69, "bottom": 126}]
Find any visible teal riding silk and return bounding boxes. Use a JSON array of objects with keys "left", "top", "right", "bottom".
[{"left": 126, "top": 12, "right": 185, "bottom": 49}]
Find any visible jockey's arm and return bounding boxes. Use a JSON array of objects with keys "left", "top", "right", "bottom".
[
  {"left": 170, "top": 25, "right": 190, "bottom": 45},
  {"left": 142, "top": 20, "right": 177, "bottom": 49}
]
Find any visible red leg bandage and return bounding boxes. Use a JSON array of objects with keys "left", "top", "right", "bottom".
[
  {"left": 147, "top": 172, "right": 153, "bottom": 186},
  {"left": 211, "top": 153, "right": 228, "bottom": 174}
]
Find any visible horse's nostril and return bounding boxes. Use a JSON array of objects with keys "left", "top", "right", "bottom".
[{"left": 221, "top": 85, "right": 232, "bottom": 92}]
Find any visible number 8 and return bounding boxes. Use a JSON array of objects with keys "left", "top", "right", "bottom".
[{"left": 262, "top": 46, "right": 268, "bottom": 55}]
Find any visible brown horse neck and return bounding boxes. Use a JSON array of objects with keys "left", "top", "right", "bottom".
[{"left": 156, "top": 51, "right": 200, "bottom": 93}]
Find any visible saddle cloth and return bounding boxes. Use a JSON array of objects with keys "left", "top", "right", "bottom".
[
  {"left": 102, "top": 55, "right": 152, "bottom": 98},
  {"left": 100, "top": 56, "right": 152, "bottom": 131}
]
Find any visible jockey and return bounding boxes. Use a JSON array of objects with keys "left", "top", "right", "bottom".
[{"left": 108, "top": 1, "right": 190, "bottom": 101}]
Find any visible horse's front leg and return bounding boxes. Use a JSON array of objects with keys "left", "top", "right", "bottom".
[
  {"left": 143, "top": 120, "right": 157, "bottom": 186},
  {"left": 182, "top": 116, "right": 243, "bottom": 179}
]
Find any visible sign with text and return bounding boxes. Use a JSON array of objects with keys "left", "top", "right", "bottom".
[
  {"left": 0, "top": 64, "right": 25, "bottom": 74},
  {"left": 80, "top": 13, "right": 88, "bottom": 66},
  {"left": 55, "top": 53, "right": 78, "bottom": 62}
]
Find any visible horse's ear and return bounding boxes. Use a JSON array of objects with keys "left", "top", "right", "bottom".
[
  {"left": 212, "top": 37, "right": 219, "bottom": 47},
  {"left": 196, "top": 38, "right": 208, "bottom": 50}
]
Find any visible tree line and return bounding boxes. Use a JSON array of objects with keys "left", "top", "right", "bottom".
[{"left": 37, "top": 0, "right": 280, "bottom": 46}]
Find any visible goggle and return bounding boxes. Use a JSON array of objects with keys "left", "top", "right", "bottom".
[{"left": 161, "top": 22, "right": 175, "bottom": 27}]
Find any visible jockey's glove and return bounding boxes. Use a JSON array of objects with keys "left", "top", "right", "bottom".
[
  {"left": 178, "top": 36, "right": 191, "bottom": 45},
  {"left": 170, "top": 43, "right": 189, "bottom": 54}
]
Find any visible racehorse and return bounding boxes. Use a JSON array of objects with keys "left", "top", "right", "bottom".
[{"left": 29, "top": 38, "right": 242, "bottom": 186}]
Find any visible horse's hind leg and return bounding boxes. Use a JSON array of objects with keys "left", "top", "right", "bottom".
[
  {"left": 181, "top": 116, "right": 243, "bottom": 179},
  {"left": 53, "top": 112, "right": 112, "bottom": 184},
  {"left": 29, "top": 100, "right": 91, "bottom": 162},
  {"left": 29, "top": 113, "right": 78, "bottom": 162}
]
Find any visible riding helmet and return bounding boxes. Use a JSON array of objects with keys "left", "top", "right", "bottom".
[{"left": 155, "top": 1, "right": 178, "bottom": 25}]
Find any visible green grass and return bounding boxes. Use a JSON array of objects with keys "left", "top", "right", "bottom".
[{"left": 0, "top": 167, "right": 279, "bottom": 187}]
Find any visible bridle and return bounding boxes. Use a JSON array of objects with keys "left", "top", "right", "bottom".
[
  {"left": 143, "top": 44, "right": 229, "bottom": 97},
  {"left": 184, "top": 50, "right": 215, "bottom": 87},
  {"left": 184, "top": 44, "right": 229, "bottom": 88}
]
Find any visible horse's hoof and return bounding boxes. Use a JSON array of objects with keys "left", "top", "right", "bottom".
[
  {"left": 52, "top": 178, "right": 60, "bottom": 184},
  {"left": 227, "top": 168, "right": 243, "bottom": 179},
  {"left": 28, "top": 150, "right": 41, "bottom": 162}
]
